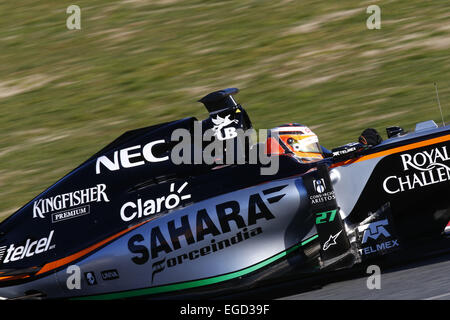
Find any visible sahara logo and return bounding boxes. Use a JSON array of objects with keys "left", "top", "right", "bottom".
[
  {"left": 127, "top": 185, "right": 287, "bottom": 282},
  {"left": 211, "top": 115, "right": 238, "bottom": 141},
  {"left": 120, "top": 182, "right": 191, "bottom": 222},
  {"left": 96, "top": 140, "right": 168, "bottom": 174},
  {"left": 0, "top": 230, "right": 55, "bottom": 264},
  {"left": 33, "top": 184, "right": 109, "bottom": 219},
  {"left": 383, "top": 146, "right": 450, "bottom": 194},
  {"left": 150, "top": 227, "right": 263, "bottom": 284}
]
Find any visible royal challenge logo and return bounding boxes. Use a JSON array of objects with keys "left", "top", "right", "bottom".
[{"left": 383, "top": 145, "right": 450, "bottom": 194}]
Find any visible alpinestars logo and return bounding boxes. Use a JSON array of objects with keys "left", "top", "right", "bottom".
[
  {"left": 211, "top": 115, "right": 238, "bottom": 141},
  {"left": 323, "top": 230, "right": 342, "bottom": 251},
  {"left": 383, "top": 146, "right": 450, "bottom": 194},
  {"left": 120, "top": 182, "right": 191, "bottom": 222}
]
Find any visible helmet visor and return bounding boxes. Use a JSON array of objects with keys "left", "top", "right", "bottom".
[{"left": 280, "top": 134, "right": 323, "bottom": 161}]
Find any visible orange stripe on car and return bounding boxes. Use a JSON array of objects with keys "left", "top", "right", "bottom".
[
  {"left": 36, "top": 219, "right": 152, "bottom": 276},
  {"left": 331, "top": 134, "right": 450, "bottom": 168},
  {"left": 0, "top": 274, "right": 30, "bottom": 281}
]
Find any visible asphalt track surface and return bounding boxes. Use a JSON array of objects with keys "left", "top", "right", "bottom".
[{"left": 279, "top": 252, "right": 450, "bottom": 300}]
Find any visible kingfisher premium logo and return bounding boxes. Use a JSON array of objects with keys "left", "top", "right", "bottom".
[
  {"left": 33, "top": 184, "right": 110, "bottom": 219},
  {"left": 383, "top": 146, "right": 450, "bottom": 194}
]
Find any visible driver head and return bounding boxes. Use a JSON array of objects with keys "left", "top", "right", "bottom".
[{"left": 265, "top": 123, "right": 324, "bottom": 163}]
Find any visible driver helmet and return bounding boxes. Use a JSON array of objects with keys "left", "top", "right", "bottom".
[{"left": 265, "top": 123, "right": 324, "bottom": 163}]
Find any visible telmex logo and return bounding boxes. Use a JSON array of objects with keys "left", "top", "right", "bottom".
[
  {"left": 96, "top": 140, "right": 168, "bottom": 174},
  {"left": 0, "top": 230, "right": 55, "bottom": 264},
  {"left": 358, "top": 219, "right": 391, "bottom": 244},
  {"left": 120, "top": 182, "right": 191, "bottom": 222}
]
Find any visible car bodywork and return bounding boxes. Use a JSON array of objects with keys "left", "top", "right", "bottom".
[{"left": 0, "top": 88, "right": 449, "bottom": 299}]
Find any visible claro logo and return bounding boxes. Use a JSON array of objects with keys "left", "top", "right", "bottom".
[
  {"left": 120, "top": 182, "right": 191, "bottom": 222},
  {"left": 96, "top": 140, "right": 168, "bottom": 174},
  {"left": 0, "top": 230, "right": 55, "bottom": 264}
]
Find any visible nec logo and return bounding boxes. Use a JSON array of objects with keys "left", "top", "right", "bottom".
[
  {"left": 96, "top": 140, "right": 168, "bottom": 174},
  {"left": 358, "top": 219, "right": 391, "bottom": 244}
]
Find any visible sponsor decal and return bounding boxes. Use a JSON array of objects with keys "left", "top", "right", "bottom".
[
  {"left": 127, "top": 185, "right": 286, "bottom": 282},
  {"left": 361, "top": 240, "right": 399, "bottom": 255},
  {"left": 323, "top": 230, "right": 342, "bottom": 251},
  {"left": 120, "top": 182, "right": 191, "bottom": 222},
  {"left": 315, "top": 209, "right": 337, "bottom": 225},
  {"left": 33, "top": 184, "right": 109, "bottom": 219},
  {"left": 85, "top": 272, "right": 97, "bottom": 285},
  {"left": 51, "top": 205, "right": 90, "bottom": 223},
  {"left": 383, "top": 146, "right": 450, "bottom": 194},
  {"left": 101, "top": 269, "right": 120, "bottom": 281},
  {"left": 358, "top": 219, "right": 399, "bottom": 256},
  {"left": 96, "top": 140, "right": 168, "bottom": 174},
  {"left": 211, "top": 115, "right": 238, "bottom": 141},
  {"left": 358, "top": 219, "right": 391, "bottom": 244},
  {"left": 150, "top": 227, "right": 263, "bottom": 283},
  {"left": 0, "top": 230, "right": 55, "bottom": 264},
  {"left": 309, "top": 178, "right": 336, "bottom": 205},
  {"left": 313, "top": 178, "right": 326, "bottom": 194},
  {"left": 0, "top": 246, "right": 6, "bottom": 263}
]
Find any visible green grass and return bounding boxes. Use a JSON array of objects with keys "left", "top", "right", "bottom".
[{"left": 0, "top": 0, "right": 449, "bottom": 219}]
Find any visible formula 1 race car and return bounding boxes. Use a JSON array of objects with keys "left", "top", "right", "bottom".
[{"left": 0, "top": 88, "right": 449, "bottom": 300}]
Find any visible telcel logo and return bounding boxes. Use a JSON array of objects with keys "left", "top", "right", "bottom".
[
  {"left": 96, "top": 140, "right": 168, "bottom": 174},
  {"left": 1, "top": 230, "right": 55, "bottom": 264}
]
